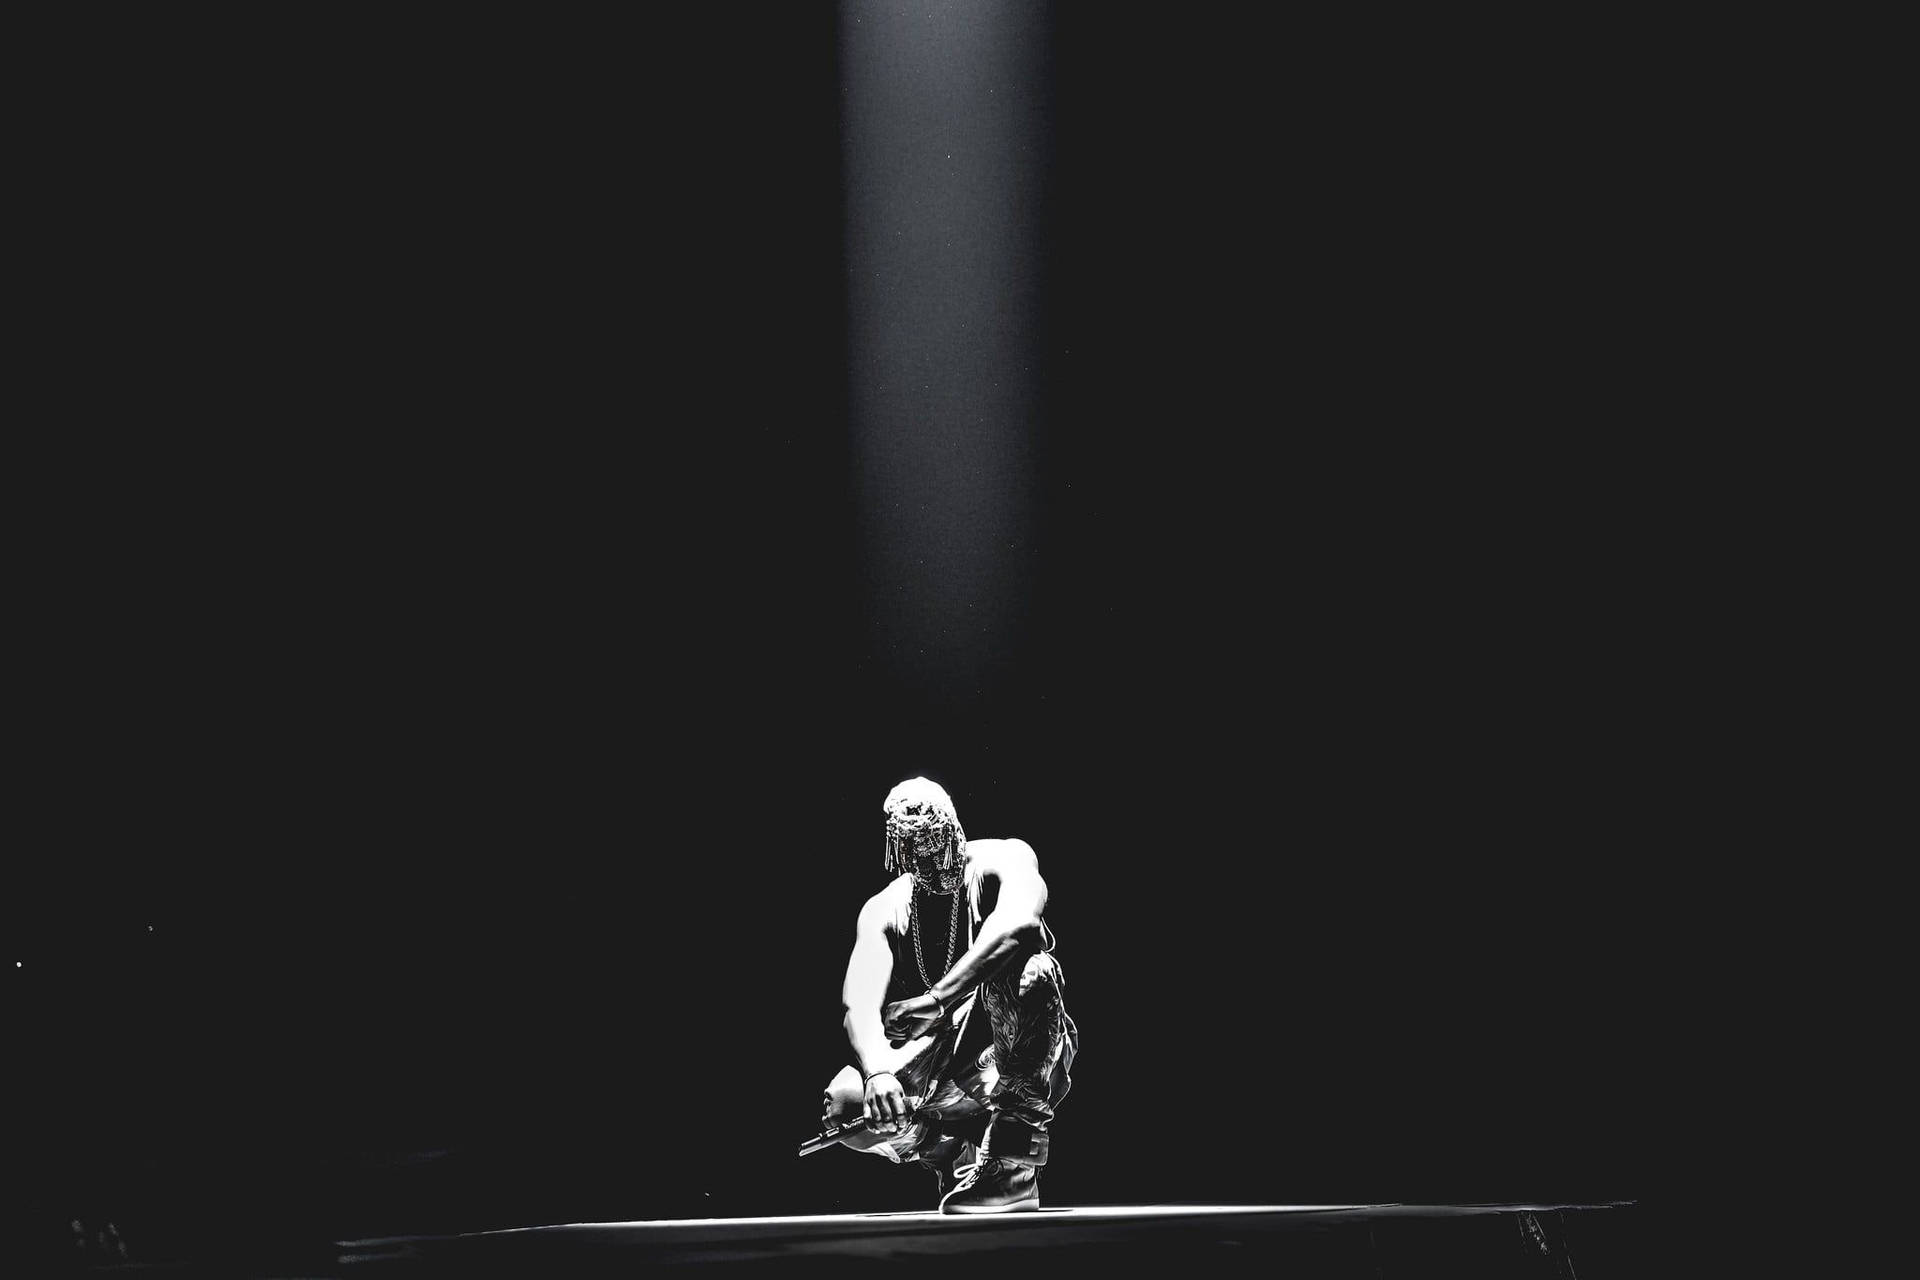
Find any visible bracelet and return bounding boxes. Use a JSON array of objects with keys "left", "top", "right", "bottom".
[
  {"left": 929, "top": 991, "right": 947, "bottom": 1018},
  {"left": 864, "top": 1068, "right": 896, "bottom": 1083}
]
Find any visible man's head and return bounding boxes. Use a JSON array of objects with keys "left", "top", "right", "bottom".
[{"left": 883, "top": 777, "right": 966, "bottom": 895}]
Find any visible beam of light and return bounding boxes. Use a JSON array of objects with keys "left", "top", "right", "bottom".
[{"left": 839, "top": 0, "right": 1052, "bottom": 703}]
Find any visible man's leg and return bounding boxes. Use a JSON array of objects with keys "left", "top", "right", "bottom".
[
  {"left": 940, "top": 952, "right": 1075, "bottom": 1213},
  {"left": 814, "top": 990, "right": 998, "bottom": 1205},
  {"left": 979, "top": 950, "right": 1075, "bottom": 1162},
  {"left": 817, "top": 997, "right": 986, "bottom": 1174}
]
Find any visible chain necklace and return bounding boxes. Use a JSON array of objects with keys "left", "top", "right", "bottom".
[{"left": 910, "top": 885, "right": 963, "bottom": 993}]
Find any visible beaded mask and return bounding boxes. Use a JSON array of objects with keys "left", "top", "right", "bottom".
[{"left": 882, "top": 777, "right": 966, "bottom": 896}]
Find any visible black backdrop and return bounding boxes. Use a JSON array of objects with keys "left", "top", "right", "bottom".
[{"left": 14, "top": 7, "right": 1679, "bottom": 1256}]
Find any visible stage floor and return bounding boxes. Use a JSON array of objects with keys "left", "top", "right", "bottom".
[{"left": 335, "top": 1202, "right": 1637, "bottom": 1275}]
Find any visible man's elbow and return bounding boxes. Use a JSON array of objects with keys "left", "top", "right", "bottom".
[{"left": 1009, "top": 917, "right": 1045, "bottom": 950}]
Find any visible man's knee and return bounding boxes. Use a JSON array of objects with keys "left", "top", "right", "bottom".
[
  {"left": 993, "top": 951, "right": 1062, "bottom": 1006},
  {"left": 823, "top": 1065, "right": 864, "bottom": 1124},
  {"left": 984, "top": 956, "right": 1067, "bottom": 1049}
]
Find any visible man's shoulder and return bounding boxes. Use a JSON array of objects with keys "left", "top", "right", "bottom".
[
  {"left": 859, "top": 876, "right": 914, "bottom": 932},
  {"left": 965, "top": 837, "right": 1037, "bottom": 870}
]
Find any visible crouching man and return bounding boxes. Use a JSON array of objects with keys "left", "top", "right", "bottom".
[{"left": 818, "top": 778, "right": 1079, "bottom": 1213}]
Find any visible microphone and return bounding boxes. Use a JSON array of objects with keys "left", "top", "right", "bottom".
[{"left": 796, "top": 1097, "right": 927, "bottom": 1157}]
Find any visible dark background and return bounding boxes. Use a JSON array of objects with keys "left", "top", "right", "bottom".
[{"left": 13, "top": 6, "right": 1685, "bottom": 1263}]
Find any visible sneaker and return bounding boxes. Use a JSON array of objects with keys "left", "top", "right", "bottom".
[{"left": 938, "top": 1156, "right": 1039, "bottom": 1214}]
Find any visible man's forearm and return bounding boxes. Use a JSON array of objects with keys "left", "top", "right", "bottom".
[
  {"left": 844, "top": 1009, "right": 899, "bottom": 1077},
  {"left": 846, "top": 1008, "right": 937, "bottom": 1080},
  {"left": 927, "top": 910, "right": 1041, "bottom": 1008}
]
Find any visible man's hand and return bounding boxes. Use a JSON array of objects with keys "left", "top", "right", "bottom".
[
  {"left": 863, "top": 1071, "right": 909, "bottom": 1133},
  {"left": 882, "top": 993, "right": 945, "bottom": 1045}
]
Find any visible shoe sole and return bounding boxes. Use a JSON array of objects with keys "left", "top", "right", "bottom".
[{"left": 941, "top": 1199, "right": 1040, "bottom": 1214}]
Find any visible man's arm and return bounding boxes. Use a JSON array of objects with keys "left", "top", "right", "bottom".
[
  {"left": 878, "top": 841, "right": 1047, "bottom": 1054},
  {"left": 929, "top": 840, "right": 1047, "bottom": 1007},
  {"left": 843, "top": 890, "right": 934, "bottom": 1133},
  {"left": 842, "top": 893, "right": 908, "bottom": 1077}
]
